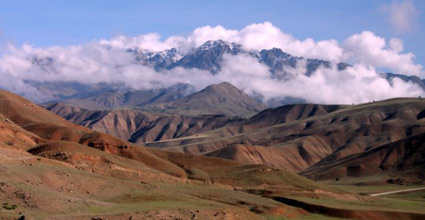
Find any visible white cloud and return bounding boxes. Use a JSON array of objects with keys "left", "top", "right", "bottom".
[
  {"left": 99, "top": 22, "right": 422, "bottom": 76},
  {"left": 217, "top": 55, "right": 423, "bottom": 104},
  {"left": 188, "top": 25, "right": 239, "bottom": 47},
  {"left": 342, "top": 31, "right": 422, "bottom": 75},
  {"left": 99, "top": 33, "right": 189, "bottom": 52},
  {"left": 383, "top": 0, "right": 420, "bottom": 33},
  {"left": 237, "top": 22, "right": 344, "bottom": 62},
  {"left": 278, "top": 64, "right": 423, "bottom": 104},
  {"left": 102, "top": 22, "right": 344, "bottom": 62},
  {"left": 0, "top": 22, "right": 424, "bottom": 104}
]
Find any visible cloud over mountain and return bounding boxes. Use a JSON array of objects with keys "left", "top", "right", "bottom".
[
  {"left": 0, "top": 22, "right": 424, "bottom": 104},
  {"left": 343, "top": 31, "right": 422, "bottom": 75}
]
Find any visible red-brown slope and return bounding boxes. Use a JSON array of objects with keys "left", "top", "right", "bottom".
[
  {"left": 301, "top": 132, "right": 425, "bottom": 180},
  {"left": 45, "top": 102, "right": 232, "bottom": 143},
  {"left": 143, "top": 82, "right": 266, "bottom": 117},
  {"left": 152, "top": 98, "right": 425, "bottom": 180},
  {"left": 0, "top": 89, "right": 189, "bottom": 177},
  {"left": 0, "top": 113, "right": 40, "bottom": 149},
  {"left": 0, "top": 89, "right": 91, "bottom": 142},
  {"left": 0, "top": 89, "right": 320, "bottom": 189}
]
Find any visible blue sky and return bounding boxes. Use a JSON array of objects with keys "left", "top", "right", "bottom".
[{"left": 0, "top": 0, "right": 424, "bottom": 64}]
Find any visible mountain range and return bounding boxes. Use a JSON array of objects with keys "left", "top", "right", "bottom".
[
  {"left": 44, "top": 82, "right": 262, "bottom": 143},
  {"left": 2, "top": 87, "right": 425, "bottom": 219},
  {"left": 128, "top": 39, "right": 349, "bottom": 75},
  {"left": 1, "top": 88, "right": 335, "bottom": 219},
  {"left": 45, "top": 81, "right": 425, "bottom": 183},
  {"left": 24, "top": 39, "right": 425, "bottom": 109}
]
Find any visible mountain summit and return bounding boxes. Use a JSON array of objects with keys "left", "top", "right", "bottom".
[
  {"left": 125, "top": 39, "right": 349, "bottom": 75},
  {"left": 170, "top": 40, "right": 244, "bottom": 73},
  {"left": 144, "top": 82, "right": 265, "bottom": 117}
]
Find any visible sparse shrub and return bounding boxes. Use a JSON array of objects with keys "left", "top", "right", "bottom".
[
  {"left": 117, "top": 145, "right": 127, "bottom": 149},
  {"left": 2, "top": 202, "right": 17, "bottom": 210},
  {"left": 187, "top": 168, "right": 210, "bottom": 181}
]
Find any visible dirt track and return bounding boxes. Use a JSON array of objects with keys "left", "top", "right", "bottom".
[{"left": 369, "top": 187, "right": 425, "bottom": 197}]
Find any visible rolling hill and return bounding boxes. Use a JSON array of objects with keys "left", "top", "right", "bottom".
[
  {"left": 141, "top": 82, "right": 266, "bottom": 117},
  {"left": 47, "top": 83, "right": 196, "bottom": 110},
  {"left": 144, "top": 98, "right": 425, "bottom": 182},
  {"left": 44, "top": 82, "right": 265, "bottom": 145},
  {"left": 47, "top": 82, "right": 265, "bottom": 118},
  {"left": 46, "top": 83, "right": 425, "bottom": 183},
  {"left": 1, "top": 89, "right": 338, "bottom": 219},
  {"left": 44, "top": 102, "right": 234, "bottom": 143},
  {"left": 301, "top": 131, "right": 425, "bottom": 181}
]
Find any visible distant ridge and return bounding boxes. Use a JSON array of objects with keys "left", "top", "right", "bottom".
[{"left": 143, "top": 82, "right": 266, "bottom": 117}]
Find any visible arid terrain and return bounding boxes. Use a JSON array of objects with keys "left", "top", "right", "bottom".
[
  {"left": 0, "top": 86, "right": 423, "bottom": 220},
  {"left": 48, "top": 83, "right": 425, "bottom": 182}
]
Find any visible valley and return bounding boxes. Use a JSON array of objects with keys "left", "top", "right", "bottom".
[
  {"left": 2, "top": 83, "right": 425, "bottom": 219},
  {"left": 14, "top": 81, "right": 422, "bottom": 219},
  {"left": 47, "top": 83, "right": 425, "bottom": 183}
]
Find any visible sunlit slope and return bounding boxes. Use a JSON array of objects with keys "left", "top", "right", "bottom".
[
  {"left": 0, "top": 89, "right": 336, "bottom": 219},
  {"left": 148, "top": 98, "right": 425, "bottom": 180}
]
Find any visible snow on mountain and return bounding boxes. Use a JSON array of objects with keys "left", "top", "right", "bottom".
[{"left": 123, "top": 39, "right": 349, "bottom": 76}]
